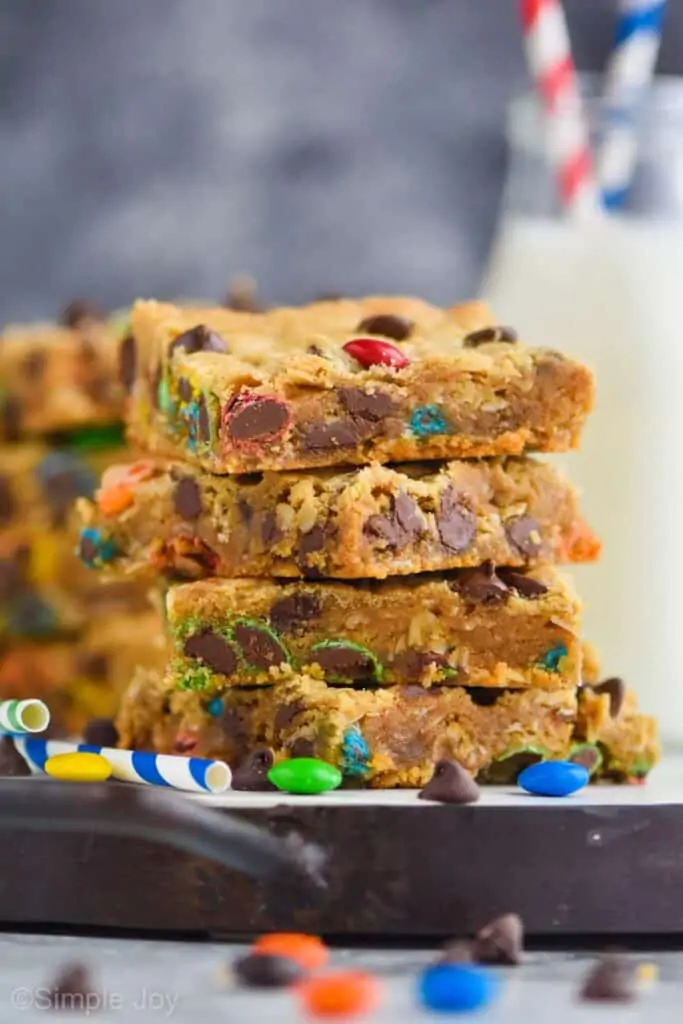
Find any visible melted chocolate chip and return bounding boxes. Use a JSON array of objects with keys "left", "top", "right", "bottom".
[
  {"left": 231, "top": 748, "right": 277, "bottom": 791},
  {"left": 270, "top": 593, "right": 320, "bottom": 635},
  {"left": 233, "top": 623, "right": 287, "bottom": 670},
  {"left": 0, "top": 474, "right": 15, "bottom": 527},
  {"left": 169, "top": 324, "right": 228, "bottom": 356},
  {"left": 364, "top": 491, "right": 424, "bottom": 549},
  {"left": 580, "top": 956, "right": 636, "bottom": 1003},
  {"left": 496, "top": 568, "right": 548, "bottom": 598},
  {"left": 177, "top": 377, "right": 193, "bottom": 402},
  {"left": 118, "top": 333, "right": 137, "bottom": 392},
  {"left": 197, "top": 394, "right": 211, "bottom": 441},
  {"left": 505, "top": 516, "right": 542, "bottom": 557},
  {"left": 184, "top": 629, "right": 238, "bottom": 676},
  {"left": 1, "top": 395, "right": 21, "bottom": 441},
  {"left": 591, "top": 677, "right": 626, "bottom": 718},
  {"left": 61, "top": 299, "right": 105, "bottom": 327},
  {"left": 338, "top": 386, "right": 396, "bottom": 422},
  {"left": 0, "top": 737, "right": 30, "bottom": 777},
  {"left": 21, "top": 349, "right": 47, "bottom": 379},
  {"left": 274, "top": 701, "right": 305, "bottom": 736},
  {"left": 418, "top": 759, "right": 480, "bottom": 804},
  {"left": 463, "top": 326, "right": 518, "bottom": 347},
  {"left": 226, "top": 396, "right": 289, "bottom": 443},
  {"left": 437, "top": 488, "right": 477, "bottom": 553},
  {"left": 83, "top": 717, "right": 119, "bottom": 747},
  {"left": 313, "top": 644, "right": 375, "bottom": 680},
  {"left": 297, "top": 526, "right": 327, "bottom": 560},
  {"left": 356, "top": 313, "right": 414, "bottom": 341},
  {"left": 233, "top": 952, "right": 303, "bottom": 988},
  {"left": 390, "top": 650, "right": 447, "bottom": 681},
  {"left": 299, "top": 419, "right": 360, "bottom": 451},
  {"left": 474, "top": 913, "right": 524, "bottom": 965},
  {"left": 453, "top": 561, "right": 509, "bottom": 603},
  {"left": 174, "top": 477, "right": 202, "bottom": 520}
]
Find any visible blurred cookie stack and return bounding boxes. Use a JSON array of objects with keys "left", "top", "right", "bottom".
[
  {"left": 0, "top": 301, "right": 165, "bottom": 735},
  {"left": 79, "top": 296, "right": 658, "bottom": 786}
]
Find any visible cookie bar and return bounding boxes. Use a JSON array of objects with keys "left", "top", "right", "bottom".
[
  {"left": 126, "top": 297, "right": 595, "bottom": 473},
  {"left": 0, "top": 303, "right": 125, "bottom": 439},
  {"left": 117, "top": 670, "right": 577, "bottom": 787},
  {"left": 77, "top": 456, "right": 599, "bottom": 580},
  {"left": 166, "top": 566, "right": 581, "bottom": 691}
]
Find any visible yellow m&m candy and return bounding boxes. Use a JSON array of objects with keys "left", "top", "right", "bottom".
[{"left": 44, "top": 752, "right": 112, "bottom": 783}]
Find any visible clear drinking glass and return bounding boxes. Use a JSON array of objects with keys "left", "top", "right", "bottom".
[{"left": 482, "top": 78, "right": 683, "bottom": 745}]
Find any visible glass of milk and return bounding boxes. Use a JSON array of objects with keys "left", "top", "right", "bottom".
[{"left": 482, "top": 78, "right": 683, "bottom": 744}]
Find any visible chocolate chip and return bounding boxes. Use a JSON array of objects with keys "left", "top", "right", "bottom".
[
  {"left": 174, "top": 477, "right": 202, "bottom": 520},
  {"left": 220, "top": 708, "right": 246, "bottom": 743},
  {"left": 83, "top": 718, "right": 119, "bottom": 747},
  {"left": 505, "top": 516, "right": 542, "bottom": 557},
  {"left": 232, "top": 748, "right": 277, "bottom": 791},
  {"left": 468, "top": 688, "right": 504, "bottom": 707},
  {"left": 21, "top": 349, "right": 47, "bottom": 379},
  {"left": 390, "top": 650, "right": 447, "bottom": 682},
  {"left": 297, "top": 525, "right": 327, "bottom": 568},
  {"left": 260, "top": 512, "right": 281, "bottom": 546},
  {"left": 177, "top": 377, "right": 193, "bottom": 402},
  {"left": 419, "top": 759, "right": 480, "bottom": 804},
  {"left": 364, "top": 492, "right": 424, "bottom": 549},
  {"left": 357, "top": 313, "right": 414, "bottom": 341},
  {"left": 289, "top": 738, "right": 315, "bottom": 758},
  {"left": 61, "top": 300, "right": 105, "bottom": 327},
  {"left": 0, "top": 475, "right": 15, "bottom": 527},
  {"left": 197, "top": 394, "right": 211, "bottom": 441},
  {"left": 463, "top": 326, "right": 518, "bottom": 347},
  {"left": 299, "top": 419, "right": 360, "bottom": 451},
  {"left": 478, "top": 751, "right": 543, "bottom": 785},
  {"left": 313, "top": 643, "right": 375, "bottom": 680},
  {"left": 570, "top": 745, "right": 601, "bottom": 773},
  {"left": 233, "top": 623, "right": 287, "bottom": 670},
  {"left": 473, "top": 913, "right": 524, "bottom": 965},
  {"left": 184, "top": 630, "right": 238, "bottom": 676},
  {"left": 169, "top": 324, "right": 228, "bottom": 356},
  {"left": 0, "top": 737, "right": 30, "bottom": 777},
  {"left": 1, "top": 395, "right": 21, "bottom": 441},
  {"left": 274, "top": 701, "right": 305, "bottom": 736},
  {"left": 580, "top": 955, "right": 636, "bottom": 1003},
  {"left": 437, "top": 488, "right": 477, "bottom": 553},
  {"left": 591, "top": 677, "right": 626, "bottom": 718},
  {"left": 234, "top": 952, "right": 303, "bottom": 988},
  {"left": 270, "top": 593, "right": 320, "bottom": 635},
  {"left": 118, "top": 333, "right": 137, "bottom": 392},
  {"left": 496, "top": 568, "right": 548, "bottom": 598},
  {"left": 45, "top": 962, "right": 99, "bottom": 1008},
  {"left": 338, "top": 386, "right": 396, "bottom": 422},
  {"left": 226, "top": 395, "right": 290, "bottom": 443},
  {"left": 453, "top": 561, "right": 509, "bottom": 603}
]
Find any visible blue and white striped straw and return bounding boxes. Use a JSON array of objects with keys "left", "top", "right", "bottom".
[
  {"left": 597, "top": 0, "right": 668, "bottom": 209},
  {"left": 14, "top": 738, "right": 231, "bottom": 794}
]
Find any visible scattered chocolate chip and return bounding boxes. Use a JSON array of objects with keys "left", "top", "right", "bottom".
[
  {"left": 437, "top": 488, "right": 477, "bottom": 553},
  {"left": 505, "top": 516, "right": 542, "bottom": 557},
  {"left": 496, "top": 568, "right": 549, "bottom": 598},
  {"left": 474, "top": 913, "right": 524, "bottom": 965},
  {"left": 226, "top": 395, "right": 290, "bottom": 443},
  {"left": 357, "top": 313, "right": 414, "bottom": 341},
  {"left": 313, "top": 644, "right": 375, "bottom": 680},
  {"left": 45, "top": 961, "right": 99, "bottom": 1008},
  {"left": 233, "top": 623, "right": 287, "bottom": 670},
  {"left": 1, "top": 395, "right": 21, "bottom": 441},
  {"left": 169, "top": 323, "right": 228, "bottom": 356},
  {"left": 299, "top": 419, "right": 360, "bottom": 451},
  {"left": 260, "top": 511, "right": 281, "bottom": 546},
  {"left": 21, "top": 349, "right": 47, "bottom": 379},
  {"left": 591, "top": 677, "right": 626, "bottom": 718},
  {"left": 177, "top": 377, "right": 193, "bottom": 402},
  {"left": 580, "top": 955, "right": 636, "bottom": 1003},
  {"left": 0, "top": 474, "right": 15, "bottom": 527},
  {"left": 390, "top": 650, "right": 447, "bottom": 681},
  {"left": 463, "top": 326, "right": 518, "bottom": 347},
  {"left": 338, "top": 386, "right": 396, "bottom": 422},
  {"left": 231, "top": 748, "right": 277, "bottom": 791},
  {"left": 174, "top": 477, "right": 202, "bottom": 520},
  {"left": 83, "top": 717, "right": 119, "bottom": 747},
  {"left": 61, "top": 300, "right": 105, "bottom": 327},
  {"left": 289, "top": 738, "right": 316, "bottom": 758},
  {"left": 0, "top": 737, "right": 30, "bottom": 777},
  {"left": 440, "top": 940, "right": 475, "bottom": 964},
  {"left": 270, "top": 593, "right": 320, "bottom": 635},
  {"left": 184, "top": 629, "right": 238, "bottom": 676},
  {"left": 197, "top": 394, "right": 211, "bottom": 441},
  {"left": 418, "top": 759, "right": 480, "bottom": 804},
  {"left": 233, "top": 952, "right": 304, "bottom": 988},
  {"left": 364, "top": 491, "right": 424, "bottom": 549},
  {"left": 118, "top": 333, "right": 136, "bottom": 392},
  {"left": 453, "top": 561, "right": 509, "bottom": 603},
  {"left": 274, "top": 701, "right": 305, "bottom": 736}
]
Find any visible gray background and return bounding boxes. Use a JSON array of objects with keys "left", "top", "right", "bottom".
[{"left": 1, "top": 0, "right": 682, "bottom": 319}]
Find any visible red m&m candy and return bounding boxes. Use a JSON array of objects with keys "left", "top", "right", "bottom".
[{"left": 343, "top": 338, "right": 410, "bottom": 370}]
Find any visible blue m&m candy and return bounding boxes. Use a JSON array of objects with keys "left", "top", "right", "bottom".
[
  {"left": 518, "top": 760, "right": 589, "bottom": 797},
  {"left": 418, "top": 964, "right": 499, "bottom": 1013}
]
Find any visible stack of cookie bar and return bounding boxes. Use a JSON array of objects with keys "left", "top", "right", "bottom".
[
  {"left": 79, "top": 296, "right": 659, "bottom": 785},
  {"left": 0, "top": 301, "right": 165, "bottom": 735}
]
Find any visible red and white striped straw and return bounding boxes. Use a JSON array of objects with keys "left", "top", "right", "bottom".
[{"left": 519, "top": 0, "right": 597, "bottom": 215}]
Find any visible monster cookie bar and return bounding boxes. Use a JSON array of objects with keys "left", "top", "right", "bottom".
[
  {"left": 117, "top": 669, "right": 577, "bottom": 787},
  {"left": 126, "top": 297, "right": 594, "bottom": 473},
  {"left": 166, "top": 566, "right": 582, "bottom": 691},
  {"left": 77, "top": 456, "right": 599, "bottom": 580},
  {"left": 0, "top": 301, "right": 125, "bottom": 440}
]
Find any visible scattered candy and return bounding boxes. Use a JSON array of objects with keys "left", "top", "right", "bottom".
[
  {"left": 518, "top": 760, "right": 589, "bottom": 797},
  {"left": 343, "top": 338, "right": 410, "bottom": 369},
  {"left": 418, "top": 759, "right": 480, "bottom": 805},
  {"left": 232, "top": 748, "right": 277, "bottom": 791},
  {"left": 253, "top": 933, "right": 329, "bottom": 972},
  {"left": 233, "top": 952, "right": 304, "bottom": 989},
  {"left": 298, "top": 971, "right": 381, "bottom": 1018},
  {"left": 45, "top": 752, "right": 112, "bottom": 783},
  {"left": 267, "top": 757, "right": 342, "bottom": 795},
  {"left": 418, "top": 963, "right": 499, "bottom": 1013},
  {"left": 473, "top": 913, "right": 524, "bottom": 965},
  {"left": 78, "top": 527, "right": 118, "bottom": 567},
  {"left": 0, "top": 698, "right": 49, "bottom": 734},
  {"left": 580, "top": 955, "right": 637, "bottom": 1002}
]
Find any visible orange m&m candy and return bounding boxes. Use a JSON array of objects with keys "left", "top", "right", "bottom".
[
  {"left": 298, "top": 971, "right": 381, "bottom": 1017},
  {"left": 253, "top": 933, "right": 328, "bottom": 971}
]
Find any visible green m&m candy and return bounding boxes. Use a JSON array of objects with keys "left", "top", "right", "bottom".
[{"left": 267, "top": 757, "right": 342, "bottom": 795}]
